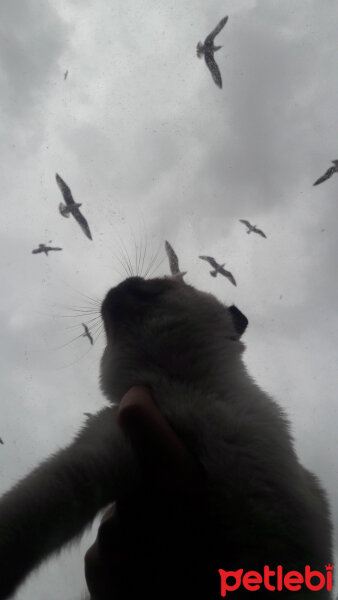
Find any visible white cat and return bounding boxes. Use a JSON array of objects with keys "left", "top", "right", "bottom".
[{"left": 0, "top": 276, "right": 332, "bottom": 598}]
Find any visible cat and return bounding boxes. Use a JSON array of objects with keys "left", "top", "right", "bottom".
[{"left": 0, "top": 276, "right": 332, "bottom": 599}]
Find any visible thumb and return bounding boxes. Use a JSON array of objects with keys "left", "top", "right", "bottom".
[{"left": 117, "top": 386, "right": 204, "bottom": 492}]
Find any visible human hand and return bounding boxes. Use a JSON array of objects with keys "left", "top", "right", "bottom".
[{"left": 84, "top": 385, "right": 207, "bottom": 600}]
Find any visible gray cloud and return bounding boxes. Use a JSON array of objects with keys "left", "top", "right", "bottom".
[{"left": 0, "top": 1, "right": 337, "bottom": 598}]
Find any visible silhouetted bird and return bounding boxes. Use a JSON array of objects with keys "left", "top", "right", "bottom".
[
  {"left": 196, "top": 16, "right": 228, "bottom": 88},
  {"left": 56, "top": 173, "right": 92, "bottom": 240},
  {"left": 313, "top": 160, "right": 338, "bottom": 186},
  {"left": 64, "top": 70, "right": 68, "bottom": 80},
  {"left": 32, "top": 243, "right": 62, "bottom": 256},
  {"left": 0, "top": 438, "right": 3, "bottom": 445},
  {"left": 199, "top": 255, "right": 236, "bottom": 286},
  {"left": 239, "top": 219, "right": 267, "bottom": 238},
  {"left": 82, "top": 323, "right": 93, "bottom": 346},
  {"left": 165, "top": 241, "right": 187, "bottom": 280}
]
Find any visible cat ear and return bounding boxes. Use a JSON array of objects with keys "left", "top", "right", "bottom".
[{"left": 228, "top": 305, "right": 248, "bottom": 338}]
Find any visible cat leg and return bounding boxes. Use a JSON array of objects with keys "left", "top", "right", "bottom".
[{"left": 0, "top": 406, "right": 138, "bottom": 600}]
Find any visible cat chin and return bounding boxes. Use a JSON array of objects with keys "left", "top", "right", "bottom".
[{"left": 99, "top": 360, "right": 157, "bottom": 404}]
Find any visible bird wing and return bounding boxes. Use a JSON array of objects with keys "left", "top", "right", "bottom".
[
  {"left": 199, "top": 255, "right": 217, "bottom": 268},
  {"left": 32, "top": 248, "right": 42, "bottom": 254},
  {"left": 239, "top": 219, "right": 251, "bottom": 229},
  {"left": 204, "top": 52, "right": 222, "bottom": 88},
  {"left": 83, "top": 324, "right": 93, "bottom": 345},
  {"left": 72, "top": 206, "right": 93, "bottom": 240},
  {"left": 55, "top": 173, "right": 76, "bottom": 207},
  {"left": 254, "top": 228, "right": 267, "bottom": 238},
  {"left": 313, "top": 167, "right": 335, "bottom": 186},
  {"left": 205, "top": 16, "right": 228, "bottom": 43},
  {"left": 50, "top": 247, "right": 63, "bottom": 251},
  {"left": 219, "top": 267, "right": 237, "bottom": 286},
  {"left": 165, "top": 241, "right": 180, "bottom": 274}
]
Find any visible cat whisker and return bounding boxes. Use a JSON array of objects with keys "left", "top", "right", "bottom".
[
  {"left": 51, "top": 331, "right": 91, "bottom": 352},
  {"left": 114, "top": 229, "right": 134, "bottom": 277},
  {"left": 110, "top": 246, "right": 130, "bottom": 278},
  {"left": 142, "top": 239, "right": 157, "bottom": 279},
  {"left": 143, "top": 239, "right": 163, "bottom": 279},
  {"left": 128, "top": 224, "right": 140, "bottom": 277},
  {"left": 51, "top": 313, "right": 99, "bottom": 319},
  {"left": 60, "top": 306, "right": 101, "bottom": 314},
  {"left": 63, "top": 316, "right": 102, "bottom": 331},
  {"left": 92, "top": 324, "right": 104, "bottom": 343},
  {"left": 139, "top": 227, "right": 148, "bottom": 278},
  {"left": 59, "top": 281, "right": 102, "bottom": 307},
  {"left": 54, "top": 343, "right": 97, "bottom": 369},
  {"left": 147, "top": 255, "right": 166, "bottom": 279}
]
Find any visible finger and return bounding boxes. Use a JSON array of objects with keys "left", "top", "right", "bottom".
[
  {"left": 85, "top": 538, "right": 125, "bottom": 600},
  {"left": 85, "top": 541, "right": 112, "bottom": 599},
  {"left": 117, "top": 386, "right": 204, "bottom": 490},
  {"left": 97, "top": 503, "right": 118, "bottom": 545},
  {"left": 85, "top": 506, "right": 129, "bottom": 597}
]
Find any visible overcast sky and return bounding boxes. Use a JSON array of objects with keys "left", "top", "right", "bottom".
[{"left": 1, "top": 0, "right": 337, "bottom": 598}]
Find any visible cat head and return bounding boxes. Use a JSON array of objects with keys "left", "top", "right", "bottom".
[{"left": 100, "top": 276, "right": 248, "bottom": 401}]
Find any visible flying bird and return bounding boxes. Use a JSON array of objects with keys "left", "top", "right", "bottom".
[
  {"left": 313, "top": 160, "right": 338, "bottom": 186},
  {"left": 196, "top": 16, "right": 228, "bottom": 89},
  {"left": 239, "top": 220, "right": 267, "bottom": 238},
  {"left": 32, "top": 243, "right": 62, "bottom": 256},
  {"left": 82, "top": 323, "right": 93, "bottom": 346},
  {"left": 64, "top": 70, "right": 68, "bottom": 80},
  {"left": 0, "top": 438, "right": 3, "bottom": 445},
  {"left": 199, "top": 255, "right": 236, "bottom": 286},
  {"left": 165, "top": 241, "right": 187, "bottom": 280},
  {"left": 56, "top": 173, "right": 92, "bottom": 240}
]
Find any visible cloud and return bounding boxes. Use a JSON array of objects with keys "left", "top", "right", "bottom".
[
  {"left": 0, "top": 0, "right": 69, "bottom": 158},
  {"left": 0, "top": 1, "right": 337, "bottom": 598}
]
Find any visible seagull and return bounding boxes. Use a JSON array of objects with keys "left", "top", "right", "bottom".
[
  {"left": 32, "top": 243, "right": 62, "bottom": 256},
  {"left": 82, "top": 323, "right": 93, "bottom": 346},
  {"left": 313, "top": 160, "right": 338, "bottom": 186},
  {"left": 199, "top": 255, "right": 236, "bottom": 286},
  {"left": 56, "top": 173, "right": 92, "bottom": 240},
  {"left": 64, "top": 70, "right": 68, "bottom": 80},
  {"left": 239, "top": 220, "right": 267, "bottom": 238},
  {"left": 165, "top": 241, "right": 187, "bottom": 280},
  {"left": 0, "top": 438, "right": 3, "bottom": 445},
  {"left": 196, "top": 16, "right": 228, "bottom": 89}
]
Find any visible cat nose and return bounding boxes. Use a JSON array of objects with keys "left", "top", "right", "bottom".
[
  {"left": 114, "top": 276, "right": 145, "bottom": 296},
  {"left": 101, "top": 277, "right": 144, "bottom": 321},
  {"left": 108, "top": 277, "right": 144, "bottom": 297},
  {"left": 123, "top": 276, "right": 143, "bottom": 286}
]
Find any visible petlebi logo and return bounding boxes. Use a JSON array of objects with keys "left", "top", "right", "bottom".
[{"left": 218, "top": 564, "right": 334, "bottom": 596}]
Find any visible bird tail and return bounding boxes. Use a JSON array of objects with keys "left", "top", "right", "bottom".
[
  {"left": 210, "top": 270, "right": 217, "bottom": 277},
  {"left": 196, "top": 42, "right": 204, "bottom": 58},
  {"left": 171, "top": 271, "right": 187, "bottom": 281}
]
